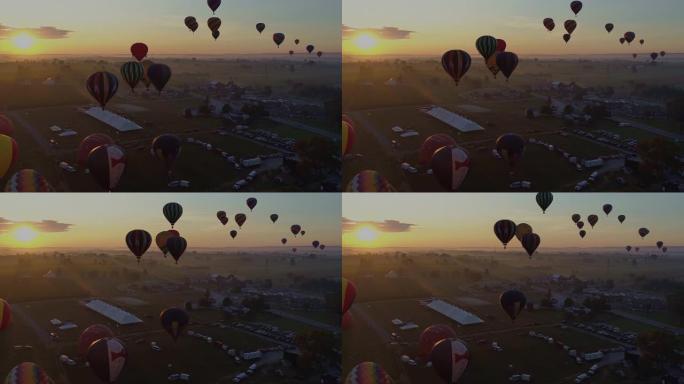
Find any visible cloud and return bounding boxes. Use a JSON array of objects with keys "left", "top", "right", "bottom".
[
  {"left": 342, "top": 24, "right": 415, "bottom": 40},
  {"left": 0, "top": 24, "right": 72, "bottom": 40},
  {"left": 342, "top": 217, "right": 415, "bottom": 233},
  {"left": 0, "top": 218, "right": 73, "bottom": 233}
]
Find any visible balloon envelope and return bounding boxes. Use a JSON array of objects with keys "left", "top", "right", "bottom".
[
  {"left": 500, "top": 289, "right": 527, "bottom": 320},
  {"left": 163, "top": 202, "right": 183, "bottom": 227},
  {"left": 342, "top": 278, "right": 356, "bottom": 314},
  {"left": 494, "top": 219, "right": 517, "bottom": 249},
  {"left": 5, "top": 363, "right": 54, "bottom": 384},
  {"left": 79, "top": 324, "right": 114, "bottom": 357},
  {"left": 160, "top": 308, "right": 189, "bottom": 341},
  {"left": 88, "top": 145, "right": 126, "bottom": 191},
  {"left": 87, "top": 338, "right": 127, "bottom": 383},
  {"left": 441, "top": 50, "right": 471, "bottom": 85},
  {"left": 430, "top": 338, "right": 470, "bottom": 384},
  {"left": 418, "top": 324, "right": 457, "bottom": 361},
  {"left": 130, "top": 43, "right": 148, "bottom": 61},
  {"left": 4, "top": 169, "right": 53, "bottom": 192},
  {"left": 147, "top": 64, "right": 172, "bottom": 93},
  {"left": 86, "top": 72, "right": 118, "bottom": 109}
]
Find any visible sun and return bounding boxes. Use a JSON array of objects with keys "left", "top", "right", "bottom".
[
  {"left": 354, "top": 34, "right": 378, "bottom": 51},
  {"left": 356, "top": 226, "right": 378, "bottom": 242},
  {"left": 12, "top": 226, "right": 38, "bottom": 243},
  {"left": 11, "top": 33, "right": 36, "bottom": 50}
]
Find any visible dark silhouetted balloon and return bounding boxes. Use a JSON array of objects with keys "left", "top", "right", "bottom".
[
  {"left": 494, "top": 219, "right": 517, "bottom": 249},
  {"left": 167, "top": 236, "right": 187, "bottom": 264},
  {"left": 618, "top": 215, "right": 626, "bottom": 223},
  {"left": 571, "top": 214, "right": 581, "bottom": 223},
  {"left": 500, "top": 289, "right": 527, "bottom": 320},
  {"left": 270, "top": 214, "right": 279, "bottom": 223},
  {"left": 120, "top": 61, "right": 144, "bottom": 91},
  {"left": 130, "top": 42, "right": 148, "bottom": 61},
  {"left": 217, "top": 211, "right": 228, "bottom": 226},
  {"left": 152, "top": 134, "right": 181, "bottom": 174},
  {"left": 246, "top": 197, "right": 257, "bottom": 211},
  {"left": 88, "top": 145, "right": 126, "bottom": 191},
  {"left": 543, "top": 18, "right": 555, "bottom": 32},
  {"left": 147, "top": 64, "right": 171, "bottom": 94},
  {"left": 87, "top": 72, "right": 118, "bottom": 109},
  {"left": 160, "top": 308, "right": 189, "bottom": 341},
  {"left": 570, "top": 1, "right": 583, "bottom": 16},
  {"left": 602, "top": 204, "right": 613, "bottom": 215},
  {"left": 87, "top": 337, "right": 127, "bottom": 383},
  {"left": 273, "top": 33, "right": 285, "bottom": 47},
  {"left": 442, "top": 50, "right": 471, "bottom": 85},
  {"left": 256, "top": 23, "right": 265, "bottom": 34},
  {"left": 521, "top": 233, "right": 541, "bottom": 258},
  {"left": 230, "top": 230, "right": 237, "bottom": 239},
  {"left": 588, "top": 214, "right": 598, "bottom": 228},
  {"left": 185, "top": 17, "right": 198, "bottom": 33},
  {"left": 418, "top": 324, "right": 457, "bottom": 361},
  {"left": 235, "top": 213, "right": 247, "bottom": 228},
  {"left": 536, "top": 192, "right": 553, "bottom": 214},
  {"left": 431, "top": 338, "right": 470, "bottom": 384},
  {"left": 79, "top": 324, "right": 114, "bottom": 357},
  {"left": 431, "top": 145, "right": 470, "bottom": 191},
  {"left": 495, "top": 133, "right": 525, "bottom": 167},
  {"left": 163, "top": 202, "right": 183, "bottom": 228},
  {"left": 207, "top": 0, "right": 221, "bottom": 14},
  {"left": 126, "top": 229, "right": 152, "bottom": 263}
]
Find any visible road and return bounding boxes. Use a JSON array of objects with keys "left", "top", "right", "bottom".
[
  {"left": 610, "top": 309, "right": 684, "bottom": 336},
  {"left": 612, "top": 116, "right": 684, "bottom": 141},
  {"left": 267, "top": 309, "right": 338, "bottom": 333},
  {"left": 268, "top": 116, "right": 340, "bottom": 140}
]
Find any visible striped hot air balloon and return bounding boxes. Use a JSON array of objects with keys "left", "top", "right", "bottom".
[
  {"left": 120, "top": 61, "right": 145, "bottom": 91},
  {"left": 431, "top": 145, "right": 470, "bottom": 191},
  {"left": 0, "top": 298, "right": 11, "bottom": 331},
  {"left": 431, "top": 338, "right": 470, "bottom": 384},
  {"left": 521, "top": 233, "right": 541, "bottom": 258},
  {"left": 4, "top": 362, "right": 54, "bottom": 384},
  {"left": 536, "top": 192, "right": 554, "bottom": 214},
  {"left": 441, "top": 50, "right": 471, "bottom": 85},
  {"left": 475, "top": 35, "right": 498, "bottom": 60},
  {"left": 345, "top": 362, "right": 394, "bottom": 384},
  {"left": 86, "top": 71, "right": 119, "bottom": 109},
  {"left": 342, "top": 118, "right": 355, "bottom": 156},
  {"left": 77, "top": 133, "right": 114, "bottom": 167},
  {"left": 494, "top": 219, "right": 517, "bottom": 249},
  {"left": 163, "top": 202, "right": 183, "bottom": 228},
  {"left": 87, "top": 338, "right": 127, "bottom": 383},
  {"left": 4, "top": 170, "right": 54, "bottom": 192},
  {"left": 0, "top": 134, "right": 18, "bottom": 179},
  {"left": 87, "top": 145, "right": 126, "bottom": 191},
  {"left": 125, "top": 229, "right": 152, "bottom": 263},
  {"left": 346, "top": 171, "right": 396, "bottom": 192}
]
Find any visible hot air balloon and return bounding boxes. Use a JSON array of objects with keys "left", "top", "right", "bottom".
[
  {"left": 87, "top": 338, "right": 127, "bottom": 383},
  {"left": 650, "top": 52, "right": 658, "bottom": 61},
  {"left": 212, "top": 30, "right": 220, "bottom": 41},
  {"left": 86, "top": 72, "right": 118, "bottom": 109},
  {"left": 79, "top": 324, "right": 114, "bottom": 357},
  {"left": 431, "top": 145, "right": 470, "bottom": 191},
  {"left": 500, "top": 289, "right": 527, "bottom": 320},
  {"left": 289, "top": 50, "right": 294, "bottom": 56},
  {"left": 230, "top": 230, "right": 237, "bottom": 239},
  {"left": 638, "top": 228, "right": 650, "bottom": 238},
  {"left": 587, "top": 214, "right": 598, "bottom": 228},
  {"left": 515, "top": 223, "right": 533, "bottom": 243},
  {"left": 0, "top": 134, "right": 18, "bottom": 179},
  {"left": 431, "top": 338, "right": 470, "bottom": 384},
  {"left": 579, "top": 230, "right": 586, "bottom": 238},
  {"left": 207, "top": 0, "right": 221, "bottom": 14},
  {"left": 626, "top": 246, "right": 632, "bottom": 252},
  {"left": 4, "top": 169, "right": 54, "bottom": 192},
  {"left": 342, "top": 278, "right": 356, "bottom": 314},
  {"left": 660, "top": 51, "right": 666, "bottom": 57},
  {"left": 0, "top": 298, "right": 11, "bottom": 331},
  {"left": 632, "top": 53, "right": 638, "bottom": 59},
  {"left": 155, "top": 230, "right": 179, "bottom": 257},
  {"left": 120, "top": 61, "right": 144, "bottom": 91},
  {"left": 640, "top": 39, "right": 645, "bottom": 45},
  {"left": 342, "top": 119, "right": 356, "bottom": 156},
  {"left": 563, "top": 34, "right": 571, "bottom": 43},
  {"left": 235, "top": 213, "right": 247, "bottom": 228},
  {"left": 126, "top": 230, "right": 152, "bottom": 263},
  {"left": 273, "top": 33, "right": 285, "bottom": 47},
  {"left": 5, "top": 363, "right": 54, "bottom": 384},
  {"left": 184, "top": 17, "right": 198, "bottom": 33},
  {"left": 290, "top": 224, "right": 302, "bottom": 237},
  {"left": 420, "top": 134, "right": 457, "bottom": 166},
  {"left": 475, "top": 35, "right": 498, "bottom": 60},
  {"left": 577, "top": 221, "right": 585, "bottom": 229},
  {"left": 486, "top": 53, "right": 500, "bottom": 78},
  {"left": 306, "top": 45, "right": 315, "bottom": 54},
  {"left": 496, "top": 52, "right": 519, "bottom": 80},
  {"left": 495, "top": 133, "right": 525, "bottom": 167},
  {"left": 167, "top": 236, "right": 187, "bottom": 264},
  {"left": 300, "top": 230, "right": 306, "bottom": 236},
  {"left": 163, "top": 202, "right": 183, "bottom": 228},
  {"left": 152, "top": 134, "right": 181, "bottom": 174},
  {"left": 141, "top": 60, "right": 154, "bottom": 89},
  {"left": 246, "top": 197, "right": 257, "bottom": 211},
  {"left": 88, "top": 145, "right": 126, "bottom": 191},
  {"left": 346, "top": 170, "right": 396, "bottom": 192},
  {"left": 418, "top": 324, "right": 457, "bottom": 361},
  {"left": 77, "top": 133, "right": 114, "bottom": 167},
  {"left": 521, "top": 233, "right": 541, "bottom": 258},
  {"left": 602, "top": 204, "right": 613, "bottom": 215},
  {"left": 319, "top": 244, "right": 326, "bottom": 250},
  {"left": 656, "top": 241, "right": 663, "bottom": 249},
  {"left": 662, "top": 247, "right": 668, "bottom": 253},
  {"left": 345, "top": 362, "right": 394, "bottom": 384},
  {"left": 441, "top": 50, "right": 472, "bottom": 85},
  {"left": 270, "top": 214, "right": 279, "bottom": 223},
  {"left": 543, "top": 18, "right": 555, "bottom": 32},
  {"left": 624, "top": 32, "right": 636, "bottom": 44},
  {"left": 217, "top": 211, "right": 228, "bottom": 225},
  {"left": 564, "top": 20, "right": 577, "bottom": 35},
  {"left": 536, "top": 192, "right": 554, "bottom": 214},
  {"left": 294, "top": 39, "right": 300, "bottom": 45},
  {"left": 618, "top": 215, "right": 626, "bottom": 223},
  {"left": 160, "top": 307, "right": 189, "bottom": 342},
  {"left": 312, "top": 241, "right": 320, "bottom": 248},
  {"left": 130, "top": 42, "right": 148, "bottom": 61},
  {"left": 571, "top": 214, "right": 581, "bottom": 223},
  {"left": 496, "top": 39, "right": 507, "bottom": 53},
  {"left": 605, "top": 23, "right": 614, "bottom": 33},
  {"left": 494, "top": 219, "right": 517, "bottom": 249},
  {"left": 570, "top": 1, "right": 583, "bottom": 16},
  {"left": 147, "top": 63, "right": 172, "bottom": 94},
  {"left": 281, "top": 238, "right": 287, "bottom": 245},
  {"left": 292, "top": 247, "right": 297, "bottom": 253},
  {"left": 256, "top": 23, "right": 265, "bottom": 34},
  {"left": 636, "top": 247, "right": 640, "bottom": 252},
  {"left": 0, "top": 114, "right": 15, "bottom": 136}
]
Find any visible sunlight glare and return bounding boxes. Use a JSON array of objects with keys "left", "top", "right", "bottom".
[
  {"left": 12, "top": 33, "right": 35, "bottom": 50},
  {"left": 356, "top": 226, "right": 378, "bottom": 242},
  {"left": 13, "top": 226, "right": 38, "bottom": 243},
  {"left": 354, "top": 34, "right": 377, "bottom": 51}
]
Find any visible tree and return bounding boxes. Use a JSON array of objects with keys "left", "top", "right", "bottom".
[
  {"left": 666, "top": 290, "right": 684, "bottom": 327},
  {"left": 636, "top": 330, "right": 680, "bottom": 369},
  {"left": 636, "top": 137, "right": 680, "bottom": 182}
]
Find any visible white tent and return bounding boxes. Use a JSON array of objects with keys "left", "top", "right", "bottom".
[
  {"left": 84, "top": 299, "right": 143, "bottom": 325},
  {"left": 425, "top": 299, "right": 484, "bottom": 325},
  {"left": 82, "top": 107, "right": 143, "bottom": 132},
  {"left": 421, "top": 105, "right": 484, "bottom": 133}
]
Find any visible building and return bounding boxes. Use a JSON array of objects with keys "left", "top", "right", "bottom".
[
  {"left": 420, "top": 105, "right": 485, "bottom": 133},
  {"left": 425, "top": 299, "right": 484, "bottom": 325},
  {"left": 83, "top": 299, "right": 143, "bottom": 325},
  {"left": 81, "top": 107, "right": 143, "bottom": 132}
]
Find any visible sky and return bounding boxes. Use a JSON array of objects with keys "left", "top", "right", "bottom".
[
  {"left": 0, "top": 0, "right": 340, "bottom": 56},
  {"left": 343, "top": 0, "right": 684, "bottom": 56},
  {"left": 0, "top": 193, "right": 340, "bottom": 250},
  {"left": 343, "top": 193, "right": 683, "bottom": 250}
]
